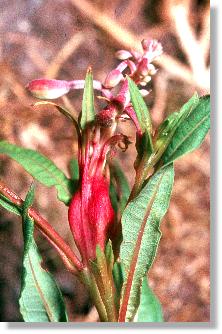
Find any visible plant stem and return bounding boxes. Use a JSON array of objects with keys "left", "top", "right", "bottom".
[{"left": 0, "top": 179, "right": 84, "bottom": 273}]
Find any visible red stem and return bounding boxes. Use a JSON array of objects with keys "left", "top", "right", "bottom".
[{"left": 0, "top": 179, "right": 84, "bottom": 272}]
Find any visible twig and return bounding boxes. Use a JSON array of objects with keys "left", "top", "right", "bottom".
[
  {"left": 0, "top": 63, "right": 28, "bottom": 103},
  {"left": 199, "top": 6, "right": 210, "bottom": 62},
  {"left": 151, "top": 71, "right": 169, "bottom": 125},
  {"left": 61, "top": 95, "right": 78, "bottom": 116},
  {"left": 26, "top": 46, "right": 49, "bottom": 73},
  {"left": 0, "top": 179, "right": 83, "bottom": 273},
  {"left": 170, "top": 3, "right": 209, "bottom": 91},
  {"left": 45, "top": 32, "right": 85, "bottom": 78},
  {"left": 117, "top": 0, "right": 145, "bottom": 25}
]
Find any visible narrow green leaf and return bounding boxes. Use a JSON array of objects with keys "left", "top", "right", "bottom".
[
  {"left": 162, "top": 95, "right": 210, "bottom": 165},
  {"left": 90, "top": 244, "right": 118, "bottom": 322},
  {"left": 68, "top": 158, "right": 79, "bottom": 195},
  {"left": 110, "top": 162, "right": 130, "bottom": 213},
  {"left": 119, "top": 164, "right": 174, "bottom": 322},
  {"left": 0, "top": 141, "right": 72, "bottom": 205},
  {"left": 109, "top": 180, "right": 119, "bottom": 214},
  {"left": 79, "top": 269, "right": 108, "bottom": 322},
  {"left": 135, "top": 277, "right": 163, "bottom": 322},
  {"left": 80, "top": 67, "right": 95, "bottom": 129},
  {"left": 127, "top": 76, "right": 154, "bottom": 175},
  {"left": 127, "top": 76, "right": 152, "bottom": 134},
  {"left": 135, "top": 130, "right": 154, "bottom": 170},
  {"left": 105, "top": 240, "right": 114, "bottom": 269},
  {"left": 69, "top": 158, "right": 79, "bottom": 181},
  {"left": 0, "top": 194, "right": 21, "bottom": 216},
  {"left": 154, "top": 93, "right": 200, "bottom": 153},
  {"left": 113, "top": 261, "right": 124, "bottom": 302},
  {"left": 19, "top": 185, "right": 68, "bottom": 322}
]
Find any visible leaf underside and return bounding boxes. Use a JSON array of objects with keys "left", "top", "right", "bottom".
[
  {"left": 135, "top": 276, "right": 163, "bottom": 322},
  {"left": 162, "top": 95, "right": 210, "bottom": 165},
  {"left": 119, "top": 164, "right": 174, "bottom": 322}
]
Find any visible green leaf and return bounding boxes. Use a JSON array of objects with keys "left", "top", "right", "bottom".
[
  {"left": 109, "top": 180, "right": 119, "bottom": 214},
  {"left": 127, "top": 76, "right": 152, "bottom": 134},
  {"left": 80, "top": 67, "right": 95, "bottom": 130},
  {"left": 0, "top": 141, "right": 72, "bottom": 205},
  {"left": 113, "top": 261, "right": 124, "bottom": 300},
  {"left": 89, "top": 244, "right": 118, "bottom": 322},
  {"left": 68, "top": 158, "right": 79, "bottom": 195},
  {"left": 105, "top": 240, "right": 115, "bottom": 271},
  {"left": 69, "top": 158, "right": 79, "bottom": 181},
  {"left": 135, "top": 277, "right": 163, "bottom": 322},
  {"left": 127, "top": 77, "right": 154, "bottom": 177},
  {"left": 19, "top": 185, "right": 68, "bottom": 322},
  {"left": 110, "top": 161, "right": 130, "bottom": 213},
  {"left": 162, "top": 95, "right": 210, "bottom": 165},
  {"left": 119, "top": 164, "right": 174, "bottom": 322},
  {"left": 0, "top": 194, "right": 21, "bottom": 216},
  {"left": 154, "top": 93, "right": 200, "bottom": 153}
]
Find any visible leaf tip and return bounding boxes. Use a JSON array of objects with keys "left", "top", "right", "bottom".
[{"left": 87, "top": 65, "right": 93, "bottom": 74}]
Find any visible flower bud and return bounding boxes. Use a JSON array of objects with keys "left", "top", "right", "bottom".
[
  {"left": 103, "top": 70, "right": 123, "bottom": 89},
  {"left": 144, "top": 40, "right": 163, "bottom": 61},
  {"left": 96, "top": 105, "right": 117, "bottom": 127},
  {"left": 141, "top": 38, "right": 150, "bottom": 51},
  {"left": 143, "top": 75, "right": 152, "bottom": 83},
  {"left": 147, "top": 63, "right": 157, "bottom": 75},
  {"left": 27, "top": 79, "right": 70, "bottom": 99},
  {"left": 137, "top": 58, "right": 149, "bottom": 76},
  {"left": 140, "top": 81, "right": 148, "bottom": 86},
  {"left": 139, "top": 89, "right": 149, "bottom": 97},
  {"left": 115, "top": 50, "right": 132, "bottom": 60}
]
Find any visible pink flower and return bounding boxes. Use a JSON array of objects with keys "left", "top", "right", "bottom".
[
  {"left": 103, "top": 69, "right": 124, "bottom": 89},
  {"left": 27, "top": 79, "right": 70, "bottom": 99}
]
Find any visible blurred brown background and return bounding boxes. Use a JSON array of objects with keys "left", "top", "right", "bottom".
[{"left": 0, "top": 0, "right": 210, "bottom": 322}]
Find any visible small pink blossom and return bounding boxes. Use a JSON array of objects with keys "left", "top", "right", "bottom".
[{"left": 27, "top": 79, "right": 70, "bottom": 99}]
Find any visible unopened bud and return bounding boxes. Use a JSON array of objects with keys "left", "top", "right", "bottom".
[
  {"left": 143, "top": 75, "right": 152, "bottom": 83},
  {"left": 115, "top": 50, "right": 132, "bottom": 60},
  {"left": 130, "top": 50, "right": 141, "bottom": 60},
  {"left": 140, "top": 81, "right": 148, "bottom": 87},
  {"left": 96, "top": 105, "right": 117, "bottom": 127},
  {"left": 27, "top": 79, "right": 70, "bottom": 99},
  {"left": 103, "top": 70, "right": 123, "bottom": 89},
  {"left": 148, "top": 63, "right": 157, "bottom": 75},
  {"left": 139, "top": 89, "right": 149, "bottom": 97},
  {"left": 141, "top": 39, "right": 150, "bottom": 51},
  {"left": 145, "top": 40, "right": 163, "bottom": 61},
  {"left": 137, "top": 58, "right": 149, "bottom": 76}
]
